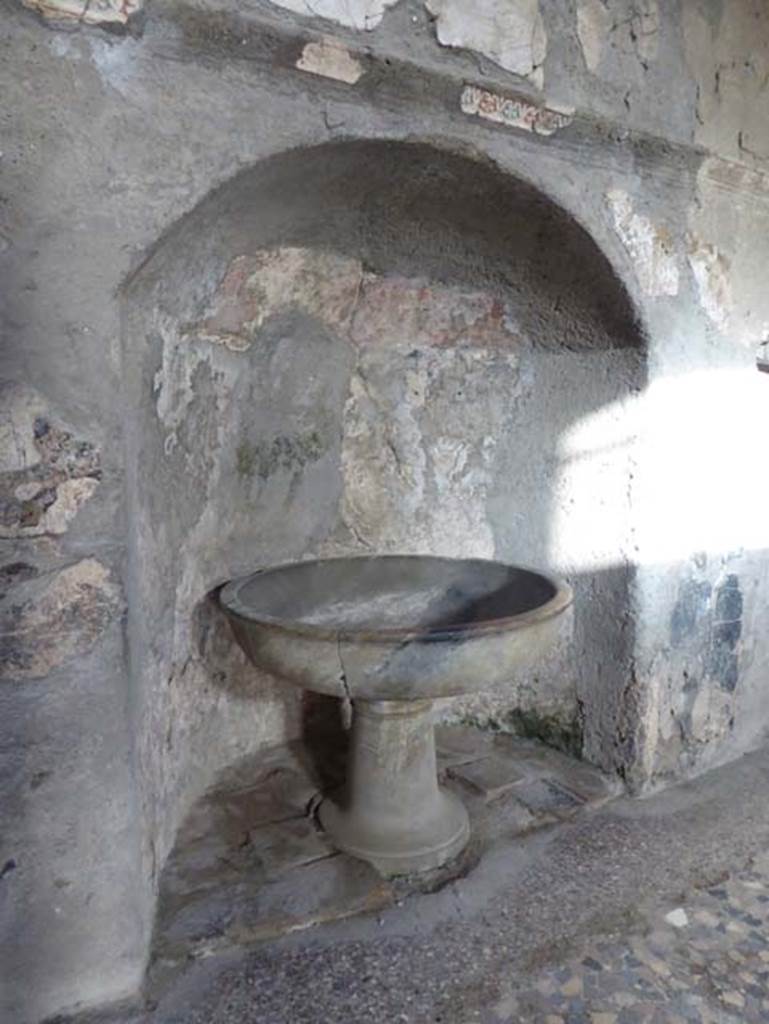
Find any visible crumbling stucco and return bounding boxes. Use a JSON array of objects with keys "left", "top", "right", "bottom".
[
  {"left": 0, "top": 383, "right": 46, "bottom": 473},
  {"left": 582, "top": 0, "right": 659, "bottom": 67},
  {"left": 337, "top": 272, "right": 520, "bottom": 557},
  {"left": 266, "top": 0, "right": 398, "bottom": 31},
  {"left": 0, "top": 558, "right": 123, "bottom": 679},
  {"left": 686, "top": 235, "right": 732, "bottom": 330},
  {"left": 340, "top": 345, "right": 513, "bottom": 558},
  {"left": 644, "top": 559, "right": 755, "bottom": 782},
  {"left": 688, "top": 158, "right": 769, "bottom": 351},
  {"left": 160, "top": 249, "right": 523, "bottom": 562},
  {"left": 0, "top": 384, "right": 101, "bottom": 538},
  {"left": 683, "top": 1, "right": 769, "bottom": 170},
  {"left": 187, "top": 249, "right": 362, "bottom": 353},
  {"left": 21, "top": 0, "right": 141, "bottom": 24},
  {"left": 348, "top": 274, "right": 520, "bottom": 350},
  {"left": 296, "top": 38, "right": 364, "bottom": 84},
  {"left": 606, "top": 189, "right": 679, "bottom": 297},
  {"left": 576, "top": 0, "right": 610, "bottom": 74},
  {"left": 426, "top": 0, "right": 546, "bottom": 88},
  {"left": 630, "top": 0, "right": 660, "bottom": 64}
]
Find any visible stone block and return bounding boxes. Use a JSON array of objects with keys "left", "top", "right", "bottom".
[
  {"left": 484, "top": 794, "right": 537, "bottom": 840},
  {"left": 265, "top": 765, "right": 321, "bottom": 816},
  {"left": 247, "top": 818, "right": 334, "bottom": 878},
  {"left": 159, "top": 767, "right": 328, "bottom": 909},
  {"left": 159, "top": 855, "right": 392, "bottom": 960},
  {"left": 514, "top": 778, "right": 585, "bottom": 819},
  {"left": 435, "top": 725, "right": 494, "bottom": 767},
  {"left": 546, "top": 759, "right": 618, "bottom": 806},
  {"left": 492, "top": 736, "right": 618, "bottom": 804},
  {"left": 159, "top": 880, "right": 254, "bottom": 952},
  {"left": 217, "top": 784, "right": 303, "bottom": 841},
  {"left": 447, "top": 754, "right": 525, "bottom": 801},
  {"left": 235, "top": 854, "right": 393, "bottom": 942},
  {"left": 161, "top": 830, "right": 245, "bottom": 898}
]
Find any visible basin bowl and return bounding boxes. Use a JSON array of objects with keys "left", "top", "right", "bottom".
[{"left": 221, "top": 556, "right": 572, "bottom": 876}]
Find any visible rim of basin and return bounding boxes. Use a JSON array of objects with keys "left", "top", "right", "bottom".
[{"left": 219, "top": 555, "right": 573, "bottom": 644}]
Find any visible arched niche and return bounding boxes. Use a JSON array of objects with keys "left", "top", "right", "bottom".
[{"left": 121, "top": 138, "right": 646, "bottom": 883}]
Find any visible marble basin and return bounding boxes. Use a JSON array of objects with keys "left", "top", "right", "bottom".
[{"left": 221, "top": 555, "right": 572, "bottom": 875}]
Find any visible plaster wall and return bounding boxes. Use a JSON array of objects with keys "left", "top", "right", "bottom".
[
  {"left": 1, "top": 1, "right": 768, "bottom": 1020},
  {"left": 123, "top": 139, "right": 644, "bottom": 887}
]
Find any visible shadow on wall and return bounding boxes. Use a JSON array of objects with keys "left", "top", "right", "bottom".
[
  {"left": 121, "top": 138, "right": 647, "bottom": 919},
  {"left": 195, "top": 588, "right": 349, "bottom": 793}
]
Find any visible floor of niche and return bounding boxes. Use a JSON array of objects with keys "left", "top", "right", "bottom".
[{"left": 148, "top": 726, "right": 621, "bottom": 993}]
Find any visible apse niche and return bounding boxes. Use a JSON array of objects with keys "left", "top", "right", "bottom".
[{"left": 122, "top": 139, "right": 645, "bottom": 882}]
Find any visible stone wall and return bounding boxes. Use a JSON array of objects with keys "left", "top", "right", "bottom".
[{"left": 2, "top": 0, "right": 768, "bottom": 1020}]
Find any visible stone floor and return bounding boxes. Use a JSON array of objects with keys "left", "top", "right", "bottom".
[
  {"left": 496, "top": 855, "right": 769, "bottom": 1022},
  {"left": 150, "top": 725, "right": 618, "bottom": 985},
  {"left": 64, "top": 738, "right": 769, "bottom": 1024}
]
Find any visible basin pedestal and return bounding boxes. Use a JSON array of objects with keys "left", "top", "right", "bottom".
[
  {"left": 221, "top": 555, "right": 573, "bottom": 878},
  {"left": 318, "top": 698, "right": 470, "bottom": 876}
]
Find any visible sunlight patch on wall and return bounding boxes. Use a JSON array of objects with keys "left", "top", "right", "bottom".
[{"left": 551, "top": 367, "right": 769, "bottom": 571}]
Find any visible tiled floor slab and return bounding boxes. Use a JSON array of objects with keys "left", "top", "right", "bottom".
[{"left": 447, "top": 753, "right": 526, "bottom": 800}]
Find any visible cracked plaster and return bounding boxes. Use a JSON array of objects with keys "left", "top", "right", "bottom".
[
  {"left": 606, "top": 189, "right": 679, "bottom": 298},
  {"left": 426, "top": 0, "right": 546, "bottom": 88}
]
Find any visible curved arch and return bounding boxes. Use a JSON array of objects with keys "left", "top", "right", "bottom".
[
  {"left": 122, "top": 139, "right": 647, "bottom": 937},
  {"left": 127, "top": 137, "right": 644, "bottom": 350}
]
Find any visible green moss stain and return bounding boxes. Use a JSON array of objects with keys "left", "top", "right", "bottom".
[
  {"left": 236, "top": 442, "right": 257, "bottom": 479},
  {"left": 457, "top": 713, "right": 501, "bottom": 733},
  {"left": 505, "top": 707, "right": 583, "bottom": 758},
  {"left": 457, "top": 706, "right": 582, "bottom": 758},
  {"left": 236, "top": 430, "right": 326, "bottom": 480}
]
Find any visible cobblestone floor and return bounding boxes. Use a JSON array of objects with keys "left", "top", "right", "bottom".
[{"left": 495, "top": 852, "right": 769, "bottom": 1023}]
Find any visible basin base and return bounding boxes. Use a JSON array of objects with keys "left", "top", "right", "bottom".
[
  {"left": 317, "top": 699, "right": 470, "bottom": 877},
  {"left": 318, "top": 789, "right": 469, "bottom": 876}
]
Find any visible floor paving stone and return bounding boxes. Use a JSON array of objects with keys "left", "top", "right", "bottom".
[
  {"left": 482, "top": 792, "right": 538, "bottom": 838},
  {"left": 151, "top": 727, "right": 617, "bottom": 976},
  {"left": 140, "top": 726, "right": 678, "bottom": 1019},
  {"left": 492, "top": 736, "right": 620, "bottom": 805},
  {"left": 246, "top": 817, "right": 334, "bottom": 877},
  {"left": 514, "top": 777, "right": 586, "bottom": 818},
  {"left": 435, "top": 724, "right": 494, "bottom": 767},
  {"left": 447, "top": 754, "right": 526, "bottom": 800},
  {"left": 234, "top": 854, "right": 394, "bottom": 941},
  {"left": 63, "top": 745, "right": 769, "bottom": 1024}
]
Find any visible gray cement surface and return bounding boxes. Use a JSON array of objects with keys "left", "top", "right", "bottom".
[{"left": 68, "top": 742, "right": 769, "bottom": 1024}]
